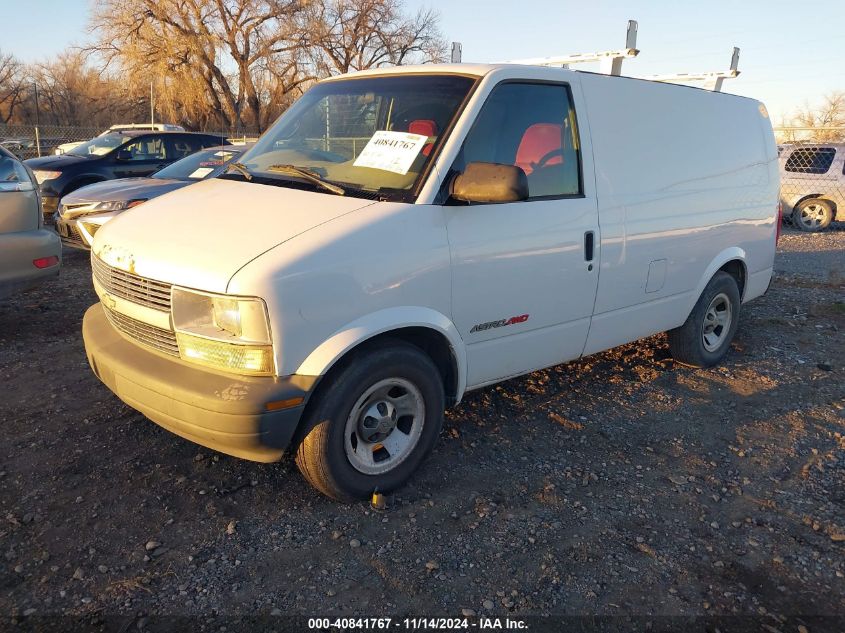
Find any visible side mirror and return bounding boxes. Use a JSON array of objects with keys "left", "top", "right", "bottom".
[
  {"left": 116, "top": 149, "right": 132, "bottom": 161},
  {"left": 450, "top": 162, "right": 528, "bottom": 204}
]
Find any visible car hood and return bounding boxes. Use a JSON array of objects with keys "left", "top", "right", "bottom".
[
  {"left": 92, "top": 177, "right": 376, "bottom": 294},
  {"left": 63, "top": 178, "right": 188, "bottom": 207},
  {"left": 25, "top": 154, "right": 90, "bottom": 169}
]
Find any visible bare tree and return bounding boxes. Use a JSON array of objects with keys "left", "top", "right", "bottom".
[
  {"left": 24, "top": 50, "right": 146, "bottom": 127},
  {"left": 788, "top": 92, "right": 845, "bottom": 142},
  {"left": 90, "top": 0, "right": 315, "bottom": 131},
  {"left": 0, "top": 50, "right": 26, "bottom": 124},
  {"left": 306, "top": 0, "right": 446, "bottom": 75}
]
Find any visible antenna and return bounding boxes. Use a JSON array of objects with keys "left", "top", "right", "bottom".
[
  {"left": 642, "top": 47, "right": 741, "bottom": 92},
  {"left": 497, "top": 19, "right": 639, "bottom": 76}
]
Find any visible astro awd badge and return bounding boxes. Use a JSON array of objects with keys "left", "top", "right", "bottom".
[{"left": 470, "top": 314, "right": 529, "bottom": 333}]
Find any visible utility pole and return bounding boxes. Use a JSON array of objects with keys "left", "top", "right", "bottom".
[
  {"left": 33, "top": 82, "right": 41, "bottom": 157},
  {"left": 150, "top": 82, "right": 154, "bottom": 127}
]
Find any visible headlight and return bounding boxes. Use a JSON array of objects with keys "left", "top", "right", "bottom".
[
  {"left": 95, "top": 200, "right": 127, "bottom": 211},
  {"left": 33, "top": 170, "right": 61, "bottom": 184},
  {"left": 94, "top": 199, "right": 147, "bottom": 211},
  {"left": 171, "top": 288, "right": 274, "bottom": 375}
]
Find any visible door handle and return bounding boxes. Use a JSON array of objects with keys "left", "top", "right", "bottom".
[{"left": 584, "top": 231, "right": 595, "bottom": 262}]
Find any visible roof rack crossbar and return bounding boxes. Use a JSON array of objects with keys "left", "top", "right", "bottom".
[
  {"left": 642, "top": 47, "right": 740, "bottom": 92},
  {"left": 496, "top": 20, "right": 639, "bottom": 76}
]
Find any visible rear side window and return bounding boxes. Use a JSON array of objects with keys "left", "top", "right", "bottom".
[
  {"left": 452, "top": 82, "right": 582, "bottom": 199},
  {"left": 0, "top": 154, "right": 31, "bottom": 184},
  {"left": 122, "top": 136, "right": 168, "bottom": 161},
  {"left": 785, "top": 147, "right": 836, "bottom": 174}
]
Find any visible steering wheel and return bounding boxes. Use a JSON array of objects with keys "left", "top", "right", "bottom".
[{"left": 532, "top": 149, "right": 564, "bottom": 171}]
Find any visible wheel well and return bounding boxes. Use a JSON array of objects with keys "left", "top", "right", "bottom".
[
  {"left": 793, "top": 194, "right": 836, "bottom": 214},
  {"left": 290, "top": 327, "right": 460, "bottom": 450},
  {"left": 364, "top": 328, "right": 459, "bottom": 406},
  {"left": 719, "top": 260, "right": 746, "bottom": 300},
  {"left": 312, "top": 327, "right": 459, "bottom": 407}
]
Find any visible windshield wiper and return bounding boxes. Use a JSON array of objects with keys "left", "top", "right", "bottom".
[
  {"left": 223, "top": 161, "right": 253, "bottom": 181},
  {"left": 266, "top": 164, "right": 345, "bottom": 196}
]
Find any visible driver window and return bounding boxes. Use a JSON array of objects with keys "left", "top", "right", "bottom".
[
  {"left": 122, "top": 136, "right": 167, "bottom": 161},
  {"left": 453, "top": 82, "right": 582, "bottom": 199}
]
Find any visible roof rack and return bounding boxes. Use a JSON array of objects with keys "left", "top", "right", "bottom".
[
  {"left": 495, "top": 20, "right": 640, "bottom": 76},
  {"left": 641, "top": 47, "right": 741, "bottom": 92},
  {"left": 450, "top": 20, "right": 741, "bottom": 92}
]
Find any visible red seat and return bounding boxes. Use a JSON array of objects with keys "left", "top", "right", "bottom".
[
  {"left": 515, "top": 123, "right": 563, "bottom": 175},
  {"left": 408, "top": 119, "right": 437, "bottom": 137},
  {"left": 409, "top": 120, "right": 438, "bottom": 156}
]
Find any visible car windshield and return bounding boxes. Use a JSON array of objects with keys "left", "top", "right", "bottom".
[
  {"left": 236, "top": 74, "right": 476, "bottom": 199},
  {"left": 153, "top": 147, "right": 242, "bottom": 180},
  {"left": 68, "top": 133, "right": 133, "bottom": 157}
]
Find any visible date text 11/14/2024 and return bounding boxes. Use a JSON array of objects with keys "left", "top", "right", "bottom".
[{"left": 307, "top": 617, "right": 528, "bottom": 630}]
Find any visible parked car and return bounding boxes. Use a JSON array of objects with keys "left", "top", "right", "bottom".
[
  {"left": 82, "top": 63, "right": 779, "bottom": 501},
  {"left": 53, "top": 123, "right": 187, "bottom": 156},
  {"left": 1, "top": 138, "right": 38, "bottom": 159},
  {"left": 0, "top": 146, "right": 61, "bottom": 299},
  {"left": 57, "top": 145, "right": 250, "bottom": 249},
  {"left": 25, "top": 131, "right": 229, "bottom": 218},
  {"left": 779, "top": 143, "right": 844, "bottom": 232}
]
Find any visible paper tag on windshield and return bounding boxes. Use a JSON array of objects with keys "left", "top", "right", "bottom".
[
  {"left": 188, "top": 167, "right": 214, "bottom": 179},
  {"left": 353, "top": 131, "right": 428, "bottom": 175}
]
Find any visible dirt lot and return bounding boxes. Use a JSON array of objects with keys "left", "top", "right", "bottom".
[{"left": 1, "top": 227, "right": 844, "bottom": 630}]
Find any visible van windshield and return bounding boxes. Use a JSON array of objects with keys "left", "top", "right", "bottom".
[{"left": 235, "top": 74, "right": 476, "bottom": 200}]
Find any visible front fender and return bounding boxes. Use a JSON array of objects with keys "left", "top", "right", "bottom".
[{"left": 295, "top": 306, "right": 467, "bottom": 402}]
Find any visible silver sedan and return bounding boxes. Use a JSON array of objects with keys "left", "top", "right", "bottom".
[{"left": 0, "top": 146, "right": 61, "bottom": 299}]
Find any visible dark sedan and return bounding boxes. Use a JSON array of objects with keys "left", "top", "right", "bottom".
[
  {"left": 56, "top": 145, "right": 249, "bottom": 249},
  {"left": 25, "top": 131, "right": 229, "bottom": 217}
]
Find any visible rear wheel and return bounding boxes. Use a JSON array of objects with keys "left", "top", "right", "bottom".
[
  {"left": 793, "top": 199, "right": 833, "bottom": 232},
  {"left": 668, "top": 271, "right": 741, "bottom": 368},
  {"left": 295, "top": 342, "right": 445, "bottom": 501}
]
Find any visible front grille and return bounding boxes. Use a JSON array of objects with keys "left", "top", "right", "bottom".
[
  {"left": 59, "top": 223, "right": 86, "bottom": 248},
  {"left": 103, "top": 305, "right": 180, "bottom": 357},
  {"left": 92, "top": 254, "right": 172, "bottom": 311}
]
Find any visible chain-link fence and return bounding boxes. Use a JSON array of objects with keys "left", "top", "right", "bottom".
[
  {"left": 775, "top": 127, "right": 845, "bottom": 232},
  {"left": 0, "top": 124, "right": 261, "bottom": 160},
  {"left": 0, "top": 124, "right": 102, "bottom": 159}
]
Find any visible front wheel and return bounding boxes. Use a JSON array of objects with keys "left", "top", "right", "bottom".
[
  {"left": 668, "top": 271, "right": 741, "bottom": 368},
  {"left": 793, "top": 199, "right": 833, "bottom": 232},
  {"left": 295, "top": 342, "right": 445, "bottom": 501}
]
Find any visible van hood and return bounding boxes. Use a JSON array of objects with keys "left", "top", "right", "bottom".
[{"left": 92, "top": 177, "right": 375, "bottom": 293}]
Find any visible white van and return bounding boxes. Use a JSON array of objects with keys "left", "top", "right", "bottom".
[{"left": 82, "top": 64, "right": 779, "bottom": 501}]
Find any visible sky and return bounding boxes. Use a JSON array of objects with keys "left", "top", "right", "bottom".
[{"left": 3, "top": 0, "right": 844, "bottom": 125}]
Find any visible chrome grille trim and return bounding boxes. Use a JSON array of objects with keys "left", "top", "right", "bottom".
[
  {"left": 59, "top": 223, "right": 86, "bottom": 248},
  {"left": 102, "top": 305, "right": 179, "bottom": 357},
  {"left": 92, "top": 254, "right": 172, "bottom": 311}
]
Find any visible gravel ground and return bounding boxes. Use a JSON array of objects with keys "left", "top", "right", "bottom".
[{"left": 1, "top": 226, "right": 843, "bottom": 630}]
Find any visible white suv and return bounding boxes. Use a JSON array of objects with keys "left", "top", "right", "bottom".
[
  {"left": 82, "top": 64, "right": 779, "bottom": 501},
  {"left": 780, "top": 143, "right": 844, "bottom": 231}
]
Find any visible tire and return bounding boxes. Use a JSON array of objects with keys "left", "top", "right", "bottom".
[
  {"left": 793, "top": 199, "right": 833, "bottom": 232},
  {"left": 295, "top": 341, "right": 445, "bottom": 502},
  {"left": 668, "top": 271, "right": 741, "bottom": 368}
]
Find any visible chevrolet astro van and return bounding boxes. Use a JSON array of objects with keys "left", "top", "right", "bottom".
[{"left": 82, "top": 64, "right": 780, "bottom": 501}]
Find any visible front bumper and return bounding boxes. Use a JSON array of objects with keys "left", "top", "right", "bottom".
[
  {"left": 82, "top": 303, "right": 317, "bottom": 462},
  {"left": 55, "top": 216, "right": 90, "bottom": 250}
]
